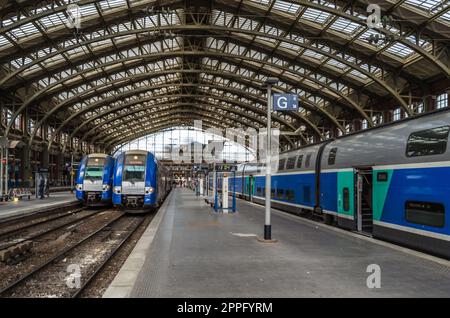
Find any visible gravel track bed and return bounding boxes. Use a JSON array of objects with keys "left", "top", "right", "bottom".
[
  {"left": 79, "top": 214, "right": 154, "bottom": 298},
  {"left": 0, "top": 210, "right": 122, "bottom": 292},
  {"left": 3, "top": 214, "right": 141, "bottom": 298},
  {"left": 0, "top": 203, "right": 81, "bottom": 228},
  {"left": 0, "top": 206, "right": 84, "bottom": 238},
  {"left": 0, "top": 209, "right": 100, "bottom": 250}
]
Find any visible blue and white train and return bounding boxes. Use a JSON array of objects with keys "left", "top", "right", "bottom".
[
  {"left": 75, "top": 154, "right": 115, "bottom": 207},
  {"left": 231, "top": 109, "right": 450, "bottom": 259},
  {"left": 112, "top": 150, "right": 172, "bottom": 213}
]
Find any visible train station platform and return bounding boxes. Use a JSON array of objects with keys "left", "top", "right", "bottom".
[
  {"left": 104, "top": 188, "right": 450, "bottom": 298},
  {"left": 0, "top": 192, "right": 79, "bottom": 221}
]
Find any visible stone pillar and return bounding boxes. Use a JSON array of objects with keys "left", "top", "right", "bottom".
[
  {"left": 21, "top": 143, "right": 32, "bottom": 188},
  {"left": 58, "top": 152, "right": 63, "bottom": 186},
  {"left": 17, "top": 135, "right": 31, "bottom": 188},
  {"left": 40, "top": 143, "right": 49, "bottom": 170}
]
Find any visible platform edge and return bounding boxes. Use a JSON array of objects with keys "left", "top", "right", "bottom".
[{"left": 102, "top": 190, "right": 174, "bottom": 298}]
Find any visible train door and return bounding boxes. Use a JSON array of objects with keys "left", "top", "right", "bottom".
[
  {"left": 354, "top": 168, "right": 373, "bottom": 234},
  {"left": 245, "top": 175, "right": 254, "bottom": 201}
]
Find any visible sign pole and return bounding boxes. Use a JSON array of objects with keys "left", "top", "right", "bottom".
[
  {"left": 0, "top": 146, "right": 3, "bottom": 198},
  {"left": 70, "top": 154, "right": 74, "bottom": 194},
  {"left": 264, "top": 77, "right": 278, "bottom": 241},
  {"left": 0, "top": 137, "right": 8, "bottom": 199},
  {"left": 5, "top": 147, "right": 8, "bottom": 199},
  {"left": 265, "top": 83, "right": 272, "bottom": 240}
]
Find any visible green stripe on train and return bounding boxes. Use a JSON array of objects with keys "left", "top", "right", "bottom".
[
  {"left": 337, "top": 171, "right": 354, "bottom": 217},
  {"left": 372, "top": 170, "right": 393, "bottom": 221}
]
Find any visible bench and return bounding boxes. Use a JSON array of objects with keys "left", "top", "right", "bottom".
[{"left": 9, "top": 188, "right": 32, "bottom": 200}]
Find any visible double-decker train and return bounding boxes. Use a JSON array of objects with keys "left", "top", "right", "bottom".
[
  {"left": 75, "top": 154, "right": 115, "bottom": 207},
  {"left": 231, "top": 109, "right": 450, "bottom": 259},
  {"left": 112, "top": 150, "right": 172, "bottom": 213}
]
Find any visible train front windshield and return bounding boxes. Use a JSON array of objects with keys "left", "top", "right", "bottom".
[
  {"left": 124, "top": 154, "right": 146, "bottom": 182},
  {"left": 85, "top": 157, "right": 105, "bottom": 180}
]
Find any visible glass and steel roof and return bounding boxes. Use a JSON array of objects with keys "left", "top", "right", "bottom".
[{"left": 0, "top": 0, "right": 448, "bottom": 152}]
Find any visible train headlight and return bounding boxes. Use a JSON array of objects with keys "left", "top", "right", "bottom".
[
  {"left": 76, "top": 184, "right": 83, "bottom": 191},
  {"left": 113, "top": 186, "right": 122, "bottom": 194},
  {"left": 102, "top": 184, "right": 110, "bottom": 192},
  {"left": 145, "top": 186, "right": 154, "bottom": 195}
]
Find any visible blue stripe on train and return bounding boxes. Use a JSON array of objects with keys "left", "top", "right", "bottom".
[
  {"left": 319, "top": 172, "right": 338, "bottom": 213},
  {"left": 230, "top": 172, "right": 341, "bottom": 215},
  {"left": 234, "top": 173, "right": 317, "bottom": 209},
  {"left": 381, "top": 167, "right": 450, "bottom": 236},
  {"left": 231, "top": 167, "right": 450, "bottom": 238}
]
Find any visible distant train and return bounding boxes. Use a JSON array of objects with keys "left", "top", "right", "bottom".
[
  {"left": 75, "top": 154, "right": 115, "bottom": 207},
  {"left": 231, "top": 109, "right": 450, "bottom": 259},
  {"left": 112, "top": 150, "right": 172, "bottom": 213}
]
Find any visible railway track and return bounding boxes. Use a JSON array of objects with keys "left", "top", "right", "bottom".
[
  {"left": 0, "top": 208, "right": 107, "bottom": 252},
  {"left": 0, "top": 211, "right": 147, "bottom": 298},
  {"left": 0, "top": 207, "right": 85, "bottom": 238},
  {"left": 0, "top": 202, "right": 81, "bottom": 227}
]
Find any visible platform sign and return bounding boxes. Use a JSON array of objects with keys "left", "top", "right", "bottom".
[
  {"left": 273, "top": 94, "right": 299, "bottom": 111},
  {"left": 222, "top": 176, "right": 229, "bottom": 212}
]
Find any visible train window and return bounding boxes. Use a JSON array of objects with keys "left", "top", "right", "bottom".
[
  {"left": 406, "top": 126, "right": 450, "bottom": 157},
  {"left": 343, "top": 188, "right": 350, "bottom": 212},
  {"left": 85, "top": 158, "right": 105, "bottom": 180},
  {"left": 271, "top": 189, "right": 275, "bottom": 198},
  {"left": 377, "top": 172, "right": 388, "bottom": 182},
  {"left": 277, "top": 189, "right": 284, "bottom": 199},
  {"left": 257, "top": 187, "right": 262, "bottom": 195},
  {"left": 278, "top": 159, "right": 286, "bottom": 171},
  {"left": 328, "top": 148, "right": 338, "bottom": 165},
  {"left": 124, "top": 154, "right": 146, "bottom": 182},
  {"left": 85, "top": 157, "right": 106, "bottom": 180},
  {"left": 257, "top": 164, "right": 264, "bottom": 173},
  {"left": 297, "top": 155, "right": 303, "bottom": 168},
  {"left": 405, "top": 201, "right": 445, "bottom": 228},
  {"left": 286, "top": 157, "right": 296, "bottom": 170},
  {"left": 303, "top": 186, "right": 311, "bottom": 203},
  {"left": 286, "top": 190, "right": 295, "bottom": 201},
  {"left": 305, "top": 154, "right": 312, "bottom": 168}
]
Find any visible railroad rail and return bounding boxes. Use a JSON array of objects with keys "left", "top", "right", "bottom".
[
  {"left": 0, "top": 212, "right": 148, "bottom": 298},
  {"left": 0, "top": 208, "right": 107, "bottom": 252}
]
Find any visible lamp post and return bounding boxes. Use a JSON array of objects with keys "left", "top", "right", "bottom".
[{"left": 263, "top": 77, "right": 279, "bottom": 241}]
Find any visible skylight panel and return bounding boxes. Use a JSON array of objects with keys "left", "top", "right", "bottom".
[
  {"left": 8, "top": 22, "right": 40, "bottom": 40},
  {"left": 405, "top": 0, "right": 446, "bottom": 12},
  {"left": 406, "top": 0, "right": 450, "bottom": 22},
  {"left": 330, "top": 18, "right": 360, "bottom": 34},
  {"left": 249, "top": 0, "right": 271, "bottom": 7},
  {"left": 302, "top": 8, "right": 331, "bottom": 24},
  {"left": 2, "top": 17, "right": 16, "bottom": 27},
  {"left": 79, "top": 4, "right": 98, "bottom": 17},
  {"left": 279, "top": 41, "right": 301, "bottom": 52},
  {"left": 39, "top": 12, "right": 67, "bottom": 30},
  {"left": 349, "top": 69, "right": 368, "bottom": 80},
  {"left": 303, "top": 49, "right": 325, "bottom": 61},
  {"left": 385, "top": 42, "right": 415, "bottom": 58},
  {"left": 273, "top": 0, "right": 301, "bottom": 15},
  {"left": 99, "top": 0, "right": 126, "bottom": 11},
  {"left": 0, "top": 36, "right": 10, "bottom": 47},
  {"left": 326, "top": 59, "right": 348, "bottom": 71},
  {"left": 11, "top": 57, "right": 33, "bottom": 68},
  {"left": 404, "top": 35, "right": 429, "bottom": 48}
]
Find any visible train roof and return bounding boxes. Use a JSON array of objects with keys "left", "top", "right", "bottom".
[
  {"left": 122, "top": 150, "right": 152, "bottom": 156},
  {"left": 87, "top": 153, "right": 110, "bottom": 158},
  {"left": 282, "top": 108, "right": 450, "bottom": 156}
]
